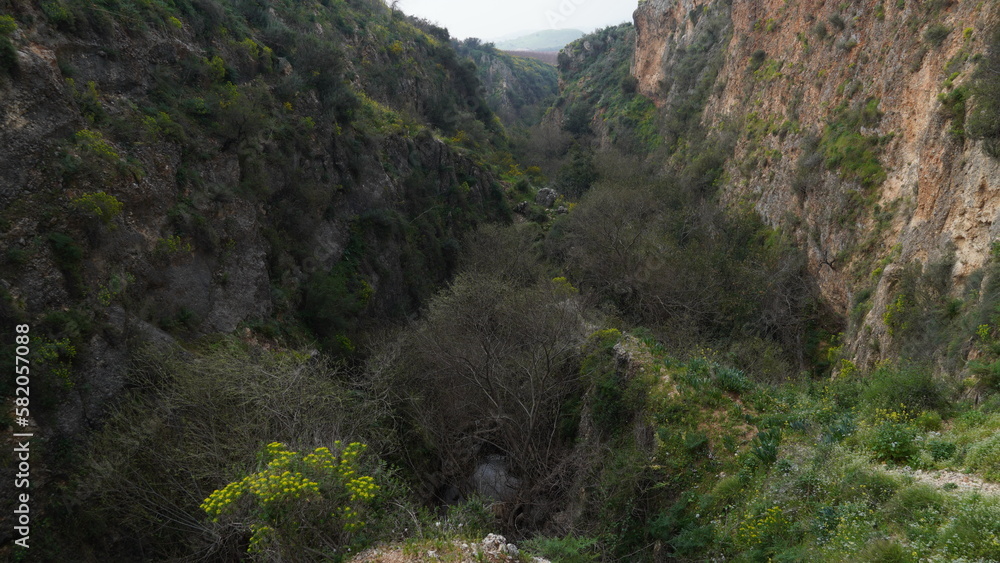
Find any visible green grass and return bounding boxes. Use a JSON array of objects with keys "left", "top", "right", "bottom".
[
  {"left": 572, "top": 334, "right": 1000, "bottom": 561},
  {"left": 820, "top": 99, "right": 887, "bottom": 190}
]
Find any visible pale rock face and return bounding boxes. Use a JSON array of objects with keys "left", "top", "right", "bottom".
[
  {"left": 633, "top": 0, "right": 1000, "bottom": 366},
  {"left": 633, "top": 0, "right": 716, "bottom": 99}
]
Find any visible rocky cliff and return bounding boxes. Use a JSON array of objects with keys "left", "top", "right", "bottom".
[
  {"left": 633, "top": 0, "right": 1000, "bottom": 368},
  {"left": 454, "top": 39, "right": 559, "bottom": 128}
]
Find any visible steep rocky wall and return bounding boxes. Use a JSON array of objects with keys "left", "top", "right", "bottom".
[
  {"left": 633, "top": 0, "right": 718, "bottom": 100},
  {"left": 634, "top": 0, "right": 1000, "bottom": 367}
]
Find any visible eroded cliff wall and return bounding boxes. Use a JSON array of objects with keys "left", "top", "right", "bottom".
[{"left": 634, "top": 0, "right": 1000, "bottom": 367}]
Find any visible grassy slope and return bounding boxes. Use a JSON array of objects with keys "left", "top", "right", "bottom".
[{"left": 591, "top": 331, "right": 1000, "bottom": 562}]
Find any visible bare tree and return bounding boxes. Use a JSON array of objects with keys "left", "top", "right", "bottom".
[{"left": 390, "top": 271, "right": 588, "bottom": 507}]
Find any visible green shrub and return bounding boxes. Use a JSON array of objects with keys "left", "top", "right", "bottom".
[
  {"left": 914, "top": 410, "right": 942, "bottom": 431},
  {"left": 40, "top": 309, "right": 93, "bottom": 351},
  {"left": 967, "top": 359, "right": 1000, "bottom": 392},
  {"left": 955, "top": 408, "right": 989, "bottom": 429},
  {"left": 724, "top": 337, "right": 791, "bottom": 384},
  {"left": 70, "top": 191, "right": 123, "bottom": 227},
  {"left": 859, "top": 539, "right": 917, "bottom": 562},
  {"left": 301, "top": 236, "right": 371, "bottom": 356},
  {"left": 5, "top": 247, "right": 28, "bottom": 265},
  {"left": 154, "top": 234, "right": 193, "bottom": 256},
  {"left": 861, "top": 365, "right": 946, "bottom": 412},
  {"left": 927, "top": 438, "right": 957, "bottom": 461},
  {"left": 556, "top": 144, "right": 597, "bottom": 197},
  {"left": 66, "top": 129, "right": 123, "bottom": 183},
  {"left": 884, "top": 483, "right": 947, "bottom": 521},
  {"left": 821, "top": 99, "right": 887, "bottom": 189},
  {"left": 748, "top": 49, "right": 767, "bottom": 72},
  {"left": 839, "top": 465, "right": 900, "bottom": 504},
  {"left": 201, "top": 441, "right": 381, "bottom": 558},
  {"left": 713, "top": 366, "right": 753, "bottom": 393},
  {"left": 292, "top": 35, "right": 358, "bottom": 117},
  {"left": 41, "top": 0, "right": 75, "bottom": 31},
  {"left": 822, "top": 414, "right": 857, "bottom": 443},
  {"left": 0, "top": 34, "right": 14, "bottom": 73},
  {"left": 0, "top": 15, "right": 16, "bottom": 35},
  {"left": 875, "top": 3, "right": 886, "bottom": 20},
  {"left": 938, "top": 85, "right": 968, "bottom": 137},
  {"left": 812, "top": 22, "right": 828, "bottom": 39},
  {"left": 620, "top": 74, "right": 638, "bottom": 96},
  {"left": 669, "top": 523, "right": 714, "bottom": 556},
  {"left": 591, "top": 364, "right": 632, "bottom": 436},
  {"left": 924, "top": 24, "right": 951, "bottom": 48},
  {"left": 922, "top": 0, "right": 951, "bottom": 14},
  {"left": 685, "top": 431, "right": 709, "bottom": 453},
  {"left": 710, "top": 474, "right": 744, "bottom": 504},
  {"left": 436, "top": 497, "right": 494, "bottom": 538},
  {"left": 68, "top": 80, "right": 107, "bottom": 124},
  {"left": 967, "top": 433, "right": 1000, "bottom": 480},
  {"left": 967, "top": 27, "right": 1000, "bottom": 157},
  {"left": 868, "top": 421, "right": 918, "bottom": 463},
  {"left": 828, "top": 14, "right": 846, "bottom": 31},
  {"left": 837, "top": 38, "right": 859, "bottom": 51},
  {"left": 751, "top": 428, "right": 782, "bottom": 466}
]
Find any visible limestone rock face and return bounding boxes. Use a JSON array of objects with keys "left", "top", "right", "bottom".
[
  {"left": 633, "top": 0, "right": 718, "bottom": 101},
  {"left": 633, "top": 0, "right": 1000, "bottom": 366}
]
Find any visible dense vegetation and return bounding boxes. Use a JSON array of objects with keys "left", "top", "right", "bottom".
[
  {"left": 4, "top": 1, "right": 1000, "bottom": 561},
  {"left": 453, "top": 38, "right": 559, "bottom": 129}
]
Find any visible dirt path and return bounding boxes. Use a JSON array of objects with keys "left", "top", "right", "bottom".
[{"left": 886, "top": 466, "right": 1000, "bottom": 496}]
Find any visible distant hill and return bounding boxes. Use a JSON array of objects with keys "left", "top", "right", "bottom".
[{"left": 495, "top": 29, "right": 585, "bottom": 52}]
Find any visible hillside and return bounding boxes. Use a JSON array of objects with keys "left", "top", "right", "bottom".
[
  {"left": 0, "top": 0, "right": 515, "bottom": 353},
  {"left": 495, "top": 28, "right": 584, "bottom": 52},
  {"left": 0, "top": 0, "right": 539, "bottom": 558},
  {"left": 4, "top": 0, "right": 1000, "bottom": 561}
]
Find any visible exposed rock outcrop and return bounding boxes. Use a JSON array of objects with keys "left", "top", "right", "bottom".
[{"left": 633, "top": 0, "right": 1000, "bottom": 366}]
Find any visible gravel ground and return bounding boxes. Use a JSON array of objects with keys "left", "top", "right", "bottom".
[{"left": 886, "top": 466, "right": 1000, "bottom": 496}]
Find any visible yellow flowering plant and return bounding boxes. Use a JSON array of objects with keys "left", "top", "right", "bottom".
[
  {"left": 736, "top": 505, "right": 789, "bottom": 550},
  {"left": 201, "top": 441, "right": 380, "bottom": 559}
]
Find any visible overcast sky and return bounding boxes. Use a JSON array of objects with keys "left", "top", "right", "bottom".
[{"left": 397, "top": 0, "right": 639, "bottom": 41}]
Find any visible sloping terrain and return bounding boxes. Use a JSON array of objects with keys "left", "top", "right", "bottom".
[{"left": 4, "top": 1, "right": 1000, "bottom": 561}]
